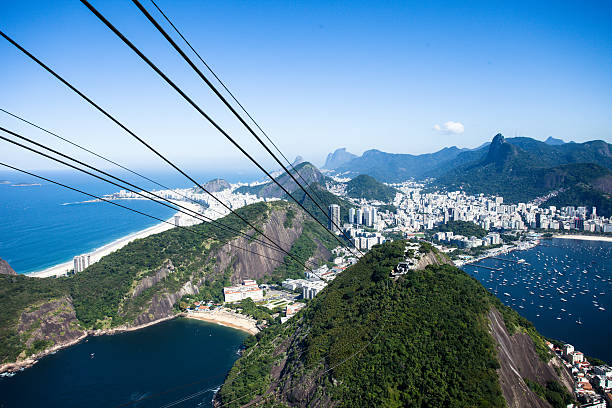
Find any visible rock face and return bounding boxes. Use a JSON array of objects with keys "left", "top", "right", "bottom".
[
  {"left": 125, "top": 204, "right": 328, "bottom": 327},
  {"left": 483, "top": 133, "right": 520, "bottom": 168},
  {"left": 415, "top": 249, "right": 453, "bottom": 270},
  {"left": 210, "top": 207, "right": 327, "bottom": 284},
  {"left": 323, "top": 148, "right": 357, "bottom": 170},
  {"left": 203, "top": 178, "right": 231, "bottom": 193},
  {"left": 488, "top": 308, "right": 574, "bottom": 408},
  {"left": 17, "top": 297, "right": 86, "bottom": 356},
  {"left": 0, "top": 258, "right": 16, "bottom": 275}
]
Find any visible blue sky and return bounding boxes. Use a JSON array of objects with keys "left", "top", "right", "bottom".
[{"left": 1, "top": 0, "right": 611, "bottom": 173}]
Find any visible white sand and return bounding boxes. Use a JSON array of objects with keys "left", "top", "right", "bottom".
[
  {"left": 185, "top": 308, "right": 259, "bottom": 335},
  {"left": 553, "top": 234, "right": 612, "bottom": 243},
  {"left": 27, "top": 200, "right": 203, "bottom": 278}
]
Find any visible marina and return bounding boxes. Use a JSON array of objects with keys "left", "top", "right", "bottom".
[{"left": 462, "top": 237, "right": 612, "bottom": 364}]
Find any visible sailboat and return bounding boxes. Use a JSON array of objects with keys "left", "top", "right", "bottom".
[{"left": 576, "top": 317, "right": 582, "bottom": 325}]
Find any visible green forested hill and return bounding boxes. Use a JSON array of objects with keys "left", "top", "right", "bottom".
[
  {"left": 345, "top": 174, "right": 398, "bottom": 202},
  {"left": 217, "top": 240, "right": 572, "bottom": 407},
  {"left": 435, "top": 134, "right": 612, "bottom": 213},
  {"left": 432, "top": 220, "right": 488, "bottom": 238},
  {"left": 0, "top": 201, "right": 337, "bottom": 366}
]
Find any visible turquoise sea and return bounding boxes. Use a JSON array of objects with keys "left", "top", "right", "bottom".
[{"left": 0, "top": 170, "right": 257, "bottom": 274}]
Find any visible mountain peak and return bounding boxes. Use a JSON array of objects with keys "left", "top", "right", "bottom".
[
  {"left": 292, "top": 156, "right": 305, "bottom": 166},
  {"left": 491, "top": 133, "right": 505, "bottom": 145},
  {"left": 484, "top": 133, "right": 519, "bottom": 167},
  {"left": 323, "top": 148, "right": 357, "bottom": 169},
  {"left": 544, "top": 136, "right": 565, "bottom": 146}
]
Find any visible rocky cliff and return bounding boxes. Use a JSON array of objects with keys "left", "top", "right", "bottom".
[
  {"left": 0, "top": 201, "right": 336, "bottom": 372},
  {"left": 489, "top": 308, "right": 574, "bottom": 408},
  {"left": 0, "top": 257, "right": 16, "bottom": 275},
  {"left": 202, "top": 178, "right": 231, "bottom": 193}
]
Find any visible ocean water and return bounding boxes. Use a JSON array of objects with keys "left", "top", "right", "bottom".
[
  {"left": 462, "top": 238, "right": 612, "bottom": 363},
  {"left": 0, "top": 169, "right": 258, "bottom": 274},
  {"left": 0, "top": 318, "right": 247, "bottom": 408}
]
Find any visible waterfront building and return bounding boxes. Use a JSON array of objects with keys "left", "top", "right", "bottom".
[
  {"left": 73, "top": 254, "right": 91, "bottom": 273},
  {"left": 223, "top": 280, "right": 264, "bottom": 303},
  {"left": 563, "top": 344, "right": 575, "bottom": 359}
]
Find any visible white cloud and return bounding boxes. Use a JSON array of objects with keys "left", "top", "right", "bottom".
[{"left": 433, "top": 121, "right": 464, "bottom": 134}]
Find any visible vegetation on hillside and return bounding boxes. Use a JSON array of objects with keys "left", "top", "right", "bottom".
[
  {"left": 345, "top": 174, "right": 397, "bottom": 202},
  {"left": 434, "top": 134, "right": 612, "bottom": 207},
  {"left": 544, "top": 183, "right": 612, "bottom": 218},
  {"left": 0, "top": 275, "right": 68, "bottom": 363},
  {"left": 218, "top": 240, "right": 553, "bottom": 407},
  {"left": 430, "top": 220, "right": 487, "bottom": 239},
  {"left": 524, "top": 378, "right": 574, "bottom": 408},
  {"left": 0, "top": 201, "right": 337, "bottom": 365}
]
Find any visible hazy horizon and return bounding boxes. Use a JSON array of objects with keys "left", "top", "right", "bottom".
[{"left": 1, "top": 0, "right": 611, "bottom": 172}]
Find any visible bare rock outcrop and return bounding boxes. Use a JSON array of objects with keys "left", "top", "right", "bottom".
[
  {"left": 131, "top": 260, "right": 175, "bottom": 298},
  {"left": 17, "top": 297, "right": 86, "bottom": 357},
  {"left": 0, "top": 257, "right": 16, "bottom": 275},
  {"left": 488, "top": 308, "right": 574, "bottom": 408},
  {"left": 415, "top": 249, "right": 452, "bottom": 270},
  {"left": 133, "top": 280, "right": 199, "bottom": 326},
  {"left": 212, "top": 206, "right": 310, "bottom": 284}
]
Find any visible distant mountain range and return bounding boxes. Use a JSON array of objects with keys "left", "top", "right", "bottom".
[
  {"left": 434, "top": 134, "right": 612, "bottom": 214},
  {"left": 236, "top": 162, "right": 326, "bottom": 199},
  {"left": 322, "top": 134, "right": 612, "bottom": 215},
  {"left": 237, "top": 161, "right": 399, "bottom": 206},
  {"left": 323, "top": 146, "right": 474, "bottom": 181}
]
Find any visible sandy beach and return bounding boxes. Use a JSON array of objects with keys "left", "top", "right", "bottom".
[
  {"left": 553, "top": 234, "right": 612, "bottom": 243},
  {"left": 185, "top": 308, "right": 259, "bottom": 335},
  {"left": 27, "top": 200, "right": 203, "bottom": 278}
]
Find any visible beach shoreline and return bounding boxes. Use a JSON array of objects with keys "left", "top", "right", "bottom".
[
  {"left": 27, "top": 200, "right": 202, "bottom": 278},
  {"left": 552, "top": 234, "right": 612, "bottom": 243},
  {"left": 185, "top": 308, "right": 259, "bottom": 335}
]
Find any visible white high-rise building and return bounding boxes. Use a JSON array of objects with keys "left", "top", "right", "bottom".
[
  {"left": 364, "top": 207, "right": 374, "bottom": 227},
  {"left": 73, "top": 254, "right": 91, "bottom": 273},
  {"left": 348, "top": 208, "right": 356, "bottom": 224},
  {"left": 356, "top": 208, "right": 363, "bottom": 225},
  {"left": 328, "top": 204, "right": 340, "bottom": 233}
]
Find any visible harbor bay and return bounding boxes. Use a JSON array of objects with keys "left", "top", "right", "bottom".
[
  {"left": 0, "top": 318, "right": 247, "bottom": 408},
  {"left": 463, "top": 238, "right": 612, "bottom": 364}
]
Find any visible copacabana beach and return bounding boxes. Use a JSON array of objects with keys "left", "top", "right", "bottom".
[{"left": 26, "top": 200, "right": 203, "bottom": 278}]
